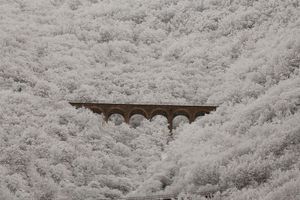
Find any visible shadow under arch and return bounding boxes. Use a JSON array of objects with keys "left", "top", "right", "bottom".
[
  {"left": 194, "top": 111, "right": 207, "bottom": 120},
  {"left": 107, "top": 113, "right": 125, "bottom": 125},
  {"left": 107, "top": 108, "right": 126, "bottom": 120},
  {"left": 129, "top": 114, "right": 147, "bottom": 128}
]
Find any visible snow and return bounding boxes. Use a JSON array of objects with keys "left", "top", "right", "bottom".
[{"left": 0, "top": 0, "right": 300, "bottom": 199}]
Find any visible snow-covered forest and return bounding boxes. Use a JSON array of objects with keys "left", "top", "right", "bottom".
[{"left": 0, "top": 0, "right": 299, "bottom": 199}]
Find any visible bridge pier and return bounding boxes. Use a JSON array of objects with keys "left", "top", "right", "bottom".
[
  {"left": 167, "top": 117, "right": 173, "bottom": 133},
  {"left": 124, "top": 113, "right": 130, "bottom": 124}
]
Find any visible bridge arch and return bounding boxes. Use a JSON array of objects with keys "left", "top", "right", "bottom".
[
  {"left": 89, "top": 106, "right": 104, "bottom": 115},
  {"left": 173, "top": 109, "right": 192, "bottom": 123},
  {"left": 150, "top": 109, "right": 173, "bottom": 131},
  {"left": 172, "top": 116, "right": 190, "bottom": 130},
  {"left": 128, "top": 108, "right": 148, "bottom": 119},
  {"left": 149, "top": 109, "right": 170, "bottom": 120}
]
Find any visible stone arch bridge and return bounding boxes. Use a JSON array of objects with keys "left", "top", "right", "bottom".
[{"left": 70, "top": 102, "right": 217, "bottom": 132}]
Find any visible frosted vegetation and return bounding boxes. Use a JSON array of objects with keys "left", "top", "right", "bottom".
[{"left": 0, "top": 0, "right": 299, "bottom": 199}]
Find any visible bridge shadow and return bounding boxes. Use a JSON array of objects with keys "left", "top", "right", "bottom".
[
  {"left": 129, "top": 114, "right": 147, "bottom": 128},
  {"left": 108, "top": 113, "right": 125, "bottom": 125}
]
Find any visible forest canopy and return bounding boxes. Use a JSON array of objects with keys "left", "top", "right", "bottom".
[{"left": 0, "top": 0, "right": 299, "bottom": 199}]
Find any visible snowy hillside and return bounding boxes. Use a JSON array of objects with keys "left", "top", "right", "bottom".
[{"left": 0, "top": 0, "right": 299, "bottom": 199}]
